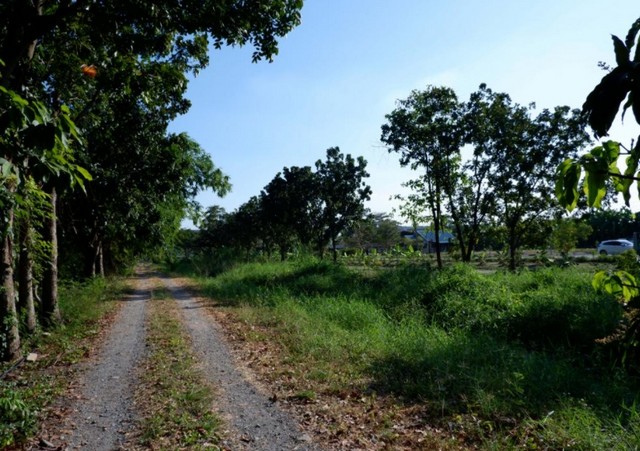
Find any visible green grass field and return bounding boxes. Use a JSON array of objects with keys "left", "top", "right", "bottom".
[{"left": 183, "top": 258, "right": 640, "bottom": 449}]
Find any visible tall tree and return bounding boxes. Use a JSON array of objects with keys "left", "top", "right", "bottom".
[
  {"left": 1, "top": 86, "right": 84, "bottom": 359},
  {"left": 467, "top": 85, "right": 589, "bottom": 270},
  {"left": 0, "top": 0, "right": 303, "bottom": 360},
  {"left": 381, "top": 87, "right": 462, "bottom": 268},
  {"left": 260, "top": 166, "right": 320, "bottom": 261},
  {"left": 315, "top": 147, "right": 372, "bottom": 262}
]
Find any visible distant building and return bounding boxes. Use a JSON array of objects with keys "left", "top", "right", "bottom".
[{"left": 399, "top": 226, "right": 454, "bottom": 253}]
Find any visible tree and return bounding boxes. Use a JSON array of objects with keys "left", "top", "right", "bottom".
[
  {"left": 0, "top": 0, "right": 302, "bottom": 361},
  {"left": 550, "top": 218, "right": 592, "bottom": 260},
  {"left": 0, "top": 85, "right": 85, "bottom": 359},
  {"left": 0, "top": 1, "right": 304, "bottom": 85},
  {"left": 555, "top": 18, "right": 640, "bottom": 365},
  {"left": 466, "top": 85, "right": 589, "bottom": 270},
  {"left": 342, "top": 212, "right": 400, "bottom": 251},
  {"left": 381, "top": 87, "right": 462, "bottom": 268},
  {"left": 260, "top": 166, "right": 321, "bottom": 261},
  {"left": 227, "top": 197, "right": 264, "bottom": 259},
  {"left": 315, "top": 147, "right": 372, "bottom": 262},
  {"left": 557, "top": 18, "right": 640, "bottom": 211}
]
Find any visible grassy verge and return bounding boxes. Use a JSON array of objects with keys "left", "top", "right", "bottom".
[
  {"left": 0, "top": 277, "right": 124, "bottom": 448},
  {"left": 132, "top": 283, "right": 222, "bottom": 449},
  {"left": 183, "top": 259, "right": 640, "bottom": 449}
]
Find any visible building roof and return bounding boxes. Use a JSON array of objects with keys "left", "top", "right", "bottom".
[{"left": 399, "top": 226, "right": 454, "bottom": 243}]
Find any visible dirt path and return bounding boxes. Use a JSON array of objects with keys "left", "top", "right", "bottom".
[
  {"left": 39, "top": 267, "right": 317, "bottom": 450},
  {"left": 48, "top": 274, "right": 149, "bottom": 450},
  {"left": 161, "top": 275, "right": 318, "bottom": 451}
]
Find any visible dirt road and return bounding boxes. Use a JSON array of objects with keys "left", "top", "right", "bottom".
[{"left": 40, "top": 267, "right": 316, "bottom": 450}]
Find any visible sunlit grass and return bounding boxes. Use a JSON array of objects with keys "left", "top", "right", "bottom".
[{"left": 191, "top": 258, "right": 640, "bottom": 448}]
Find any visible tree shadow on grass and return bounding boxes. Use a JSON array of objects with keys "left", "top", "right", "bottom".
[
  {"left": 199, "top": 261, "right": 432, "bottom": 310},
  {"left": 365, "top": 330, "right": 639, "bottom": 427}
]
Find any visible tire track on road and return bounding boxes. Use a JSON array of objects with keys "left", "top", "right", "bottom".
[
  {"left": 52, "top": 271, "right": 149, "bottom": 450},
  {"left": 161, "top": 275, "right": 319, "bottom": 451}
]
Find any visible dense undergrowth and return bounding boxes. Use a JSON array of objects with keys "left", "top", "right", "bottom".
[
  {"left": 0, "top": 277, "right": 123, "bottom": 448},
  {"left": 173, "top": 257, "right": 640, "bottom": 449}
]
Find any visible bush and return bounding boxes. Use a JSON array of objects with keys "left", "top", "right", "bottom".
[
  {"left": 413, "top": 265, "right": 622, "bottom": 351},
  {"left": 0, "top": 385, "right": 36, "bottom": 447}
]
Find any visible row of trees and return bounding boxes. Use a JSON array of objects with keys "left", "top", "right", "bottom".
[
  {"left": 340, "top": 210, "right": 634, "bottom": 259},
  {"left": 381, "top": 84, "right": 591, "bottom": 270},
  {"left": 195, "top": 147, "right": 371, "bottom": 263},
  {"left": 186, "top": 86, "right": 615, "bottom": 269},
  {"left": 0, "top": 1, "right": 304, "bottom": 361}
]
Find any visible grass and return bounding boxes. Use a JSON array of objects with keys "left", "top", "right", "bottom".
[
  {"left": 134, "top": 283, "right": 222, "bottom": 449},
  {"left": 0, "top": 277, "right": 123, "bottom": 448},
  {"left": 179, "top": 258, "right": 640, "bottom": 449}
]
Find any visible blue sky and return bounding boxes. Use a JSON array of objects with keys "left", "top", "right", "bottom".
[{"left": 169, "top": 1, "right": 640, "bottom": 226}]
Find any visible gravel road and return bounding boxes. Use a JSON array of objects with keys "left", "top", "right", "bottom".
[
  {"left": 40, "top": 267, "right": 318, "bottom": 450},
  {"left": 55, "top": 274, "right": 149, "bottom": 450},
  {"left": 161, "top": 275, "right": 319, "bottom": 451}
]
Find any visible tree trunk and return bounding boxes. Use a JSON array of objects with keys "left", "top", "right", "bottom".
[
  {"left": 432, "top": 208, "right": 443, "bottom": 269},
  {"left": 97, "top": 241, "right": 104, "bottom": 277},
  {"left": 508, "top": 226, "right": 518, "bottom": 272},
  {"left": 41, "top": 187, "right": 61, "bottom": 326},
  {"left": 331, "top": 238, "right": 338, "bottom": 263},
  {"left": 84, "top": 243, "right": 97, "bottom": 278},
  {"left": 449, "top": 204, "right": 469, "bottom": 262},
  {"left": 18, "top": 219, "right": 36, "bottom": 333},
  {"left": 1, "top": 207, "right": 20, "bottom": 361}
]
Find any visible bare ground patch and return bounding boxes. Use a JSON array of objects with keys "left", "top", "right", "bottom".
[
  {"left": 124, "top": 277, "right": 223, "bottom": 450},
  {"left": 24, "top": 273, "right": 147, "bottom": 450}
]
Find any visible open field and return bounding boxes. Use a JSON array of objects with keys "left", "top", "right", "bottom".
[{"left": 177, "top": 258, "right": 640, "bottom": 449}]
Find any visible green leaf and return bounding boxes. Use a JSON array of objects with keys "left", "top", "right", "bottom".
[
  {"left": 602, "top": 140, "right": 620, "bottom": 162},
  {"left": 613, "top": 35, "right": 630, "bottom": 66},
  {"left": 626, "top": 17, "right": 640, "bottom": 61},
  {"left": 555, "top": 159, "right": 581, "bottom": 211},
  {"left": 75, "top": 165, "right": 92, "bottom": 181},
  {"left": 592, "top": 270, "right": 608, "bottom": 291},
  {"left": 1, "top": 158, "right": 14, "bottom": 178},
  {"left": 583, "top": 169, "right": 607, "bottom": 208},
  {"left": 593, "top": 270, "right": 639, "bottom": 301}
]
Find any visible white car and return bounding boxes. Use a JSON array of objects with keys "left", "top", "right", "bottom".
[{"left": 597, "top": 239, "right": 635, "bottom": 255}]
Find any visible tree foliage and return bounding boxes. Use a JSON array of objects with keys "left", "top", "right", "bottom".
[
  {"left": 0, "top": 1, "right": 303, "bottom": 360},
  {"left": 341, "top": 212, "right": 401, "bottom": 251},
  {"left": 315, "top": 147, "right": 372, "bottom": 261},
  {"left": 191, "top": 147, "right": 371, "bottom": 263},
  {"left": 382, "top": 84, "right": 588, "bottom": 270},
  {"left": 467, "top": 85, "right": 589, "bottom": 270},
  {"left": 555, "top": 17, "right": 640, "bottom": 366},
  {"left": 381, "top": 86, "right": 462, "bottom": 268}
]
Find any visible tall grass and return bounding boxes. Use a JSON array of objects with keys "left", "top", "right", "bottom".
[{"left": 192, "top": 258, "right": 640, "bottom": 448}]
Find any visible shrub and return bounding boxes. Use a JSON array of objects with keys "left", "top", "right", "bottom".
[{"left": 0, "top": 386, "right": 36, "bottom": 447}]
